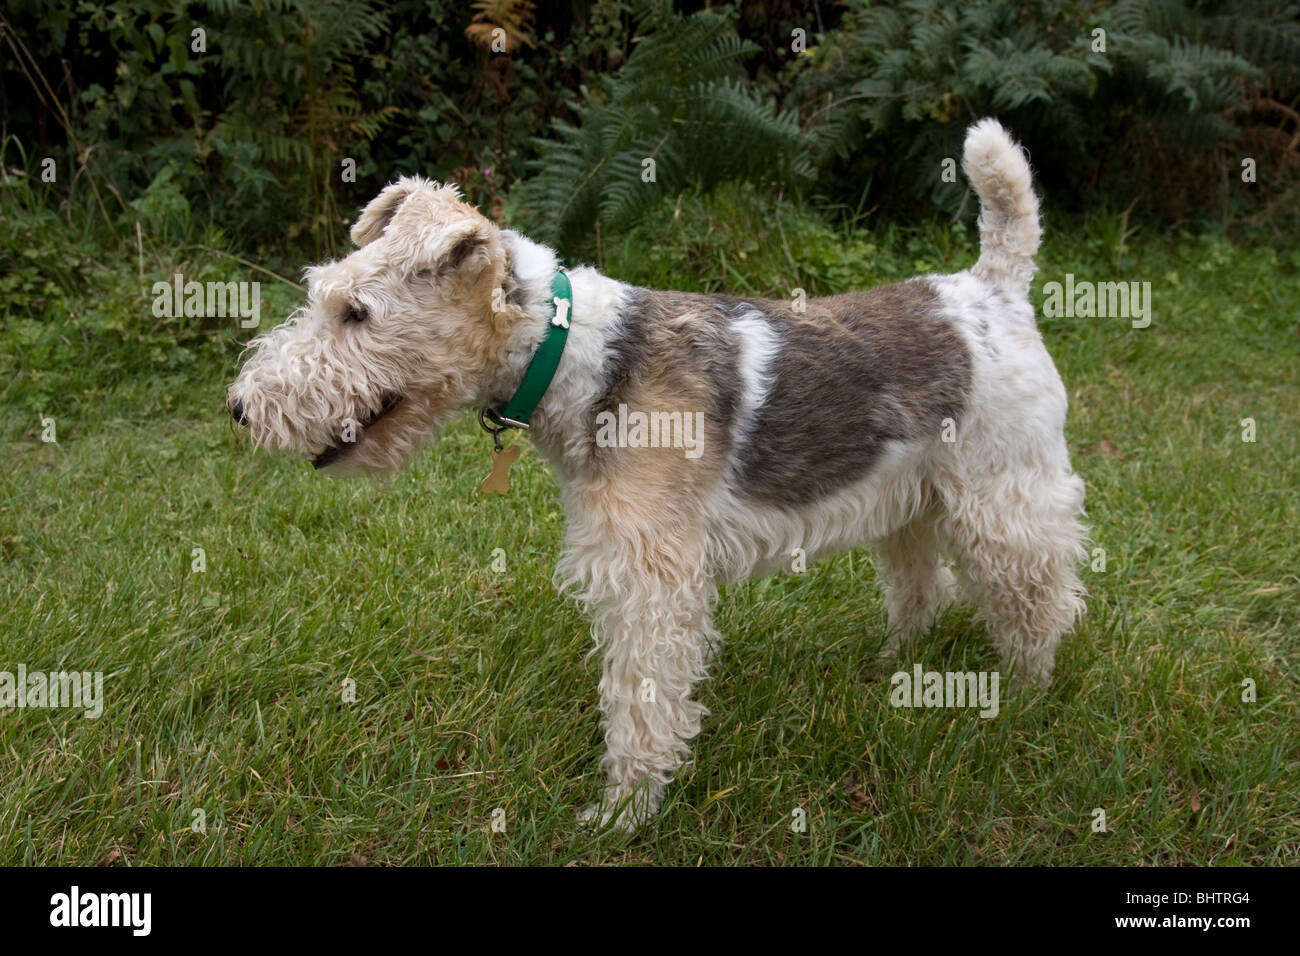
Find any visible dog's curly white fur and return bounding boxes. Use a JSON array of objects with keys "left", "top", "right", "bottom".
[{"left": 228, "top": 119, "right": 1087, "bottom": 831}]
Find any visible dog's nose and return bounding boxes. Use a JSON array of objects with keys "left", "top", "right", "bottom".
[{"left": 229, "top": 397, "right": 247, "bottom": 427}]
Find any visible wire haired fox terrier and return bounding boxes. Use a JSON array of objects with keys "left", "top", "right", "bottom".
[{"left": 228, "top": 119, "right": 1087, "bottom": 830}]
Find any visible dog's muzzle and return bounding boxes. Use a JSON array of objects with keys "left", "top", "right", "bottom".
[{"left": 310, "top": 393, "right": 405, "bottom": 469}]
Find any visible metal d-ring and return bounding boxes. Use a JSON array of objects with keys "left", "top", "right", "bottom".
[{"left": 478, "top": 407, "right": 520, "bottom": 452}]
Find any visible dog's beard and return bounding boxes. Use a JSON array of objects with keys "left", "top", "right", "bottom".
[
  {"left": 309, "top": 392, "right": 405, "bottom": 469},
  {"left": 306, "top": 386, "right": 453, "bottom": 476}
]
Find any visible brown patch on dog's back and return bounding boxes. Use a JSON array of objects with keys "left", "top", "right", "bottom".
[
  {"left": 729, "top": 278, "right": 970, "bottom": 507},
  {"left": 586, "top": 279, "right": 969, "bottom": 511}
]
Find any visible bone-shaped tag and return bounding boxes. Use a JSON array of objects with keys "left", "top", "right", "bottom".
[
  {"left": 552, "top": 297, "right": 570, "bottom": 329},
  {"left": 481, "top": 444, "right": 521, "bottom": 495}
]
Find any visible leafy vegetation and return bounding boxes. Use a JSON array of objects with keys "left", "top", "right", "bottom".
[
  {"left": 4, "top": 1, "right": 1296, "bottom": 260},
  {"left": 789, "top": 0, "right": 1300, "bottom": 222},
  {"left": 515, "top": 0, "right": 810, "bottom": 245}
]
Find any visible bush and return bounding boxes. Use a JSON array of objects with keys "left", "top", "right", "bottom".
[
  {"left": 0, "top": 138, "right": 298, "bottom": 415},
  {"left": 0, "top": 0, "right": 637, "bottom": 256},
  {"left": 789, "top": 0, "right": 1300, "bottom": 226},
  {"left": 514, "top": 0, "right": 812, "bottom": 250}
]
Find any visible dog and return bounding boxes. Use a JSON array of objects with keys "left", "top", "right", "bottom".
[{"left": 227, "top": 118, "right": 1087, "bottom": 830}]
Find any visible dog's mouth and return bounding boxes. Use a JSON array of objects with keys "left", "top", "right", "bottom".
[{"left": 310, "top": 393, "right": 404, "bottom": 469}]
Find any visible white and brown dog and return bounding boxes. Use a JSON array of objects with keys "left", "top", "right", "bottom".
[{"left": 228, "top": 119, "right": 1087, "bottom": 829}]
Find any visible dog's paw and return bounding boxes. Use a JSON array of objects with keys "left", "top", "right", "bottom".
[
  {"left": 1008, "top": 663, "right": 1054, "bottom": 692},
  {"left": 577, "top": 802, "right": 641, "bottom": 834},
  {"left": 578, "top": 786, "right": 660, "bottom": 833}
]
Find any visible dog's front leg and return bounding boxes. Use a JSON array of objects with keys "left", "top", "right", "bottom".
[{"left": 578, "top": 574, "right": 718, "bottom": 832}]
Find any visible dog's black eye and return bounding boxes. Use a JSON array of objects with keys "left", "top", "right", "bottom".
[
  {"left": 413, "top": 268, "right": 434, "bottom": 282},
  {"left": 343, "top": 304, "right": 366, "bottom": 324}
]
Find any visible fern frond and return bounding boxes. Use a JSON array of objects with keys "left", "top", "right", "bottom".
[{"left": 516, "top": 0, "right": 810, "bottom": 247}]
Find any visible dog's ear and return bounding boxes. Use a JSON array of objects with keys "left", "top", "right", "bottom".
[
  {"left": 354, "top": 178, "right": 496, "bottom": 281},
  {"left": 351, "top": 178, "right": 426, "bottom": 248},
  {"left": 405, "top": 206, "right": 493, "bottom": 279},
  {"left": 393, "top": 220, "right": 492, "bottom": 284},
  {"left": 441, "top": 228, "right": 489, "bottom": 275}
]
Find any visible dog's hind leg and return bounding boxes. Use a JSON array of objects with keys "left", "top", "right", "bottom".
[
  {"left": 936, "top": 462, "right": 1087, "bottom": 689},
  {"left": 873, "top": 499, "right": 957, "bottom": 658}
]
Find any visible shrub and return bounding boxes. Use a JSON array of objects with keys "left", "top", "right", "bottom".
[
  {"left": 789, "top": 0, "right": 1300, "bottom": 225},
  {"left": 513, "top": 0, "right": 812, "bottom": 250}
]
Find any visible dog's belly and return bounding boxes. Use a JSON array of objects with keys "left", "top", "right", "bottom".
[{"left": 707, "top": 438, "right": 934, "bottom": 583}]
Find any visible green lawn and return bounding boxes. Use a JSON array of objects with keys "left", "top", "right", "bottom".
[{"left": 1, "top": 211, "right": 1296, "bottom": 865}]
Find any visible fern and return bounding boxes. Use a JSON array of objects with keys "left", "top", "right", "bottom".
[
  {"left": 465, "top": 0, "right": 536, "bottom": 53},
  {"left": 200, "top": 0, "right": 393, "bottom": 252},
  {"left": 515, "top": 0, "right": 810, "bottom": 249},
  {"left": 792, "top": 0, "right": 1295, "bottom": 221}
]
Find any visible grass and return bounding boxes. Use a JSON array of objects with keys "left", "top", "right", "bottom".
[{"left": 0, "top": 190, "right": 1296, "bottom": 865}]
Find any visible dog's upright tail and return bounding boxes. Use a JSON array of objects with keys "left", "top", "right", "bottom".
[{"left": 962, "top": 118, "right": 1040, "bottom": 298}]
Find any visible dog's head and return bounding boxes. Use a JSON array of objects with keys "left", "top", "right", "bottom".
[{"left": 227, "top": 177, "right": 518, "bottom": 474}]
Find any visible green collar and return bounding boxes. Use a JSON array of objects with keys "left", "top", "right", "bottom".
[{"left": 481, "top": 268, "right": 572, "bottom": 434}]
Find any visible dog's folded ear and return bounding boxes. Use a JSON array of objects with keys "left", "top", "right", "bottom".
[
  {"left": 351, "top": 177, "right": 428, "bottom": 248},
  {"left": 349, "top": 176, "right": 497, "bottom": 288},
  {"left": 442, "top": 230, "right": 488, "bottom": 274},
  {"left": 406, "top": 212, "right": 494, "bottom": 282}
]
